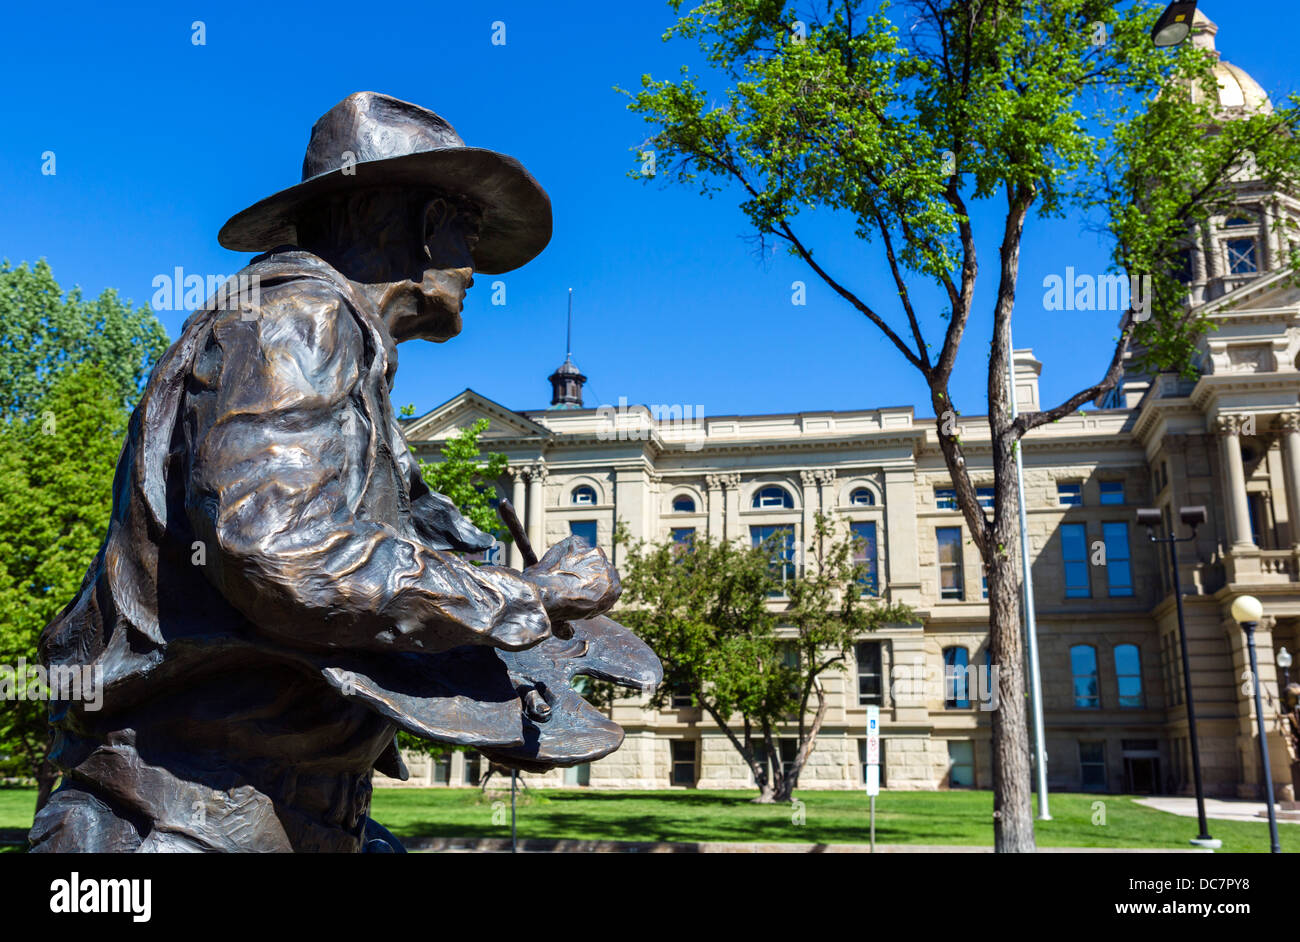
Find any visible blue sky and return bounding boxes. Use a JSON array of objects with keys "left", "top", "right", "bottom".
[{"left": 1, "top": 1, "right": 1294, "bottom": 422}]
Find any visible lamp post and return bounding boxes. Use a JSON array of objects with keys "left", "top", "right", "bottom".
[
  {"left": 1151, "top": 1, "right": 1199, "bottom": 47},
  {"left": 1279, "top": 647, "right": 1293, "bottom": 689},
  {"left": 1138, "top": 505, "right": 1219, "bottom": 848},
  {"left": 1231, "top": 595, "right": 1281, "bottom": 854}
]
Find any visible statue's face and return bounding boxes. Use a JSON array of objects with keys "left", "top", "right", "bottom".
[{"left": 302, "top": 189, "right": 482, "bottom": 344}]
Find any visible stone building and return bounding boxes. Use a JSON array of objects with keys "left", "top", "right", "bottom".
[{"left": 389, "top": 12, "right": 1300, "bottom": 797}]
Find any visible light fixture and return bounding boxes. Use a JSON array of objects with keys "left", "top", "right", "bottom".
[
  {"left": 1280, "top": 647, "right": 1294, "bottom": 670},
  {"left": 1232, "top": 594, "right": 1264, "bottom": 625},
  {"left": 1151, "top": 0, "right": 1198, "bottom": 48}
]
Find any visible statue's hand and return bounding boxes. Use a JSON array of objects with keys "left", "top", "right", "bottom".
[{"left": 523, "top": 536, "right": 621, "bottom": 624}]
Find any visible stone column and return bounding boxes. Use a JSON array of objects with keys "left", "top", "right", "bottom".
[
  {"left": 526, "top": 463, "right": 547, "bottom": 555},
  {"left": 705, "top": 474, "right": 725, "bottom": 540},
  {"left": 1278, "top": 413, "right": 1300, "bottom": 550},
  {"left": 721, "top": 473, "right": 742, "bottom": 542},
  {"left": 507, "top": 467, "right": 527, "bottom": 568},
  {"left": 1216, "top": 416, "right": 1256, "bottom": 551},
  {"left": 800, "top": 470, "right": 819, "bottom": 574},
  {"left": 815, "top": 469, "right": 838, "bottom": 562}
]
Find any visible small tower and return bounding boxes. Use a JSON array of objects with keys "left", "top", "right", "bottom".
[{"left": 548, "top": 289, "right": 587, "bottom": 408}]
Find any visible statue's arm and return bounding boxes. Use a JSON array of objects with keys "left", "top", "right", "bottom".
[{"left": 183, "top": 280, "right": 552, "bottom": 654}]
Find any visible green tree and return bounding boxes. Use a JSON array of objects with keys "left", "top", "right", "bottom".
[
  {"left": 615, "top": 514, "right": 910, "bottom": 802},
  {"left": 0, "top": 366, "right": 131, "bottom": 807},
  {"left": 395, "top": 416, "right": 510, "bottom": 770},
  {"left": 625, "top": 0, "right": 1300, "bottom": 849}
]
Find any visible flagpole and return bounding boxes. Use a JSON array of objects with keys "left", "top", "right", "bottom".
[{"left": 1007, "top": 330, "right": 1051, "bottom": 820}]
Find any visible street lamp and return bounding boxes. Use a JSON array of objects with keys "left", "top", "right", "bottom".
[
  {"left": 1138, "top": 505, "right": 1220, "bottom": 848},
  {"left": 1151, "top": 1, "right": 1199, "bottom": 47},
  {"left": 1279, "top": 647, "right": 1293, "bottom": 689},
  {"left": 1231, "top": 594, "right": 1281, "bottom": 854}
]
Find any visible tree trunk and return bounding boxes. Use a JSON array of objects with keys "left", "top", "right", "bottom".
[
  {"left": 774, "top": 682, "right": 829, "bottom": 803},
  {"left": 985, "top": 544, "right": 1035, "bottom": 852}
]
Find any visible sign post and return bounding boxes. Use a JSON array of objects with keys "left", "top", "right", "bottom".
[{"left": 865, "top": 705, "right": 880, "bottom": 852}]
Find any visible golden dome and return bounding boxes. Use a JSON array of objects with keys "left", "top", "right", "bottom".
[{"left": 1186, "top": 11, "right": 1273, "bottom": 115}]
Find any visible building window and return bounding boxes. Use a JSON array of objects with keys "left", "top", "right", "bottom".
[
  {"left": 751, "top": 525, "right": 796, "bottom": 594},
  {"left": 1114, "top": 644, "right": 1144, "bottom": 708},
  {"left": 937, "top": 527, "right": 964, "bottom": 600},
  {"left": 976, "top": 487, "right": 994, "bottom": 510},
  {"left": 752, "top": 485, "right": 794, "bottom": 509},
  {"left": 858, "top": 739, "right": 886, "bottom": 787},
  {"left": 1061, "top": 523, "right": 1090, "bottom": 598},
  {"left": 671, "top": 494, "right": 696, "bottom": 513},
  {"left": 1079, "top": 741, "right": 1107, "bottom": 791},
  {"left": 1099, "top": 480, "right": 1124, "bottom": 505},
  {"left": 569, "top": 520, "right": 598, "bottom": 549},
  {"left": 670, "top": 740, "right": 697, "bottom": 786},
  {"left": 433, "top": 751, "right": 452, "bottom": 784},
  {"left": 1071, "top": 645, "right": 1100, "bottom": 709},
  {"left": 1057, "top": 482, "right": 1082, "bottom": 506},
  {"left": 563, "top": 763, "right": 591, "bottom": 786},
  {"left": 670, "top": 527, "right": 696, "bottom": 553},
  {"left": 571, "top": 485, "right": 597, "bottom": 505},
  {"left": 849, "top": 487, "right": 875, "bottom": 506},
  {"left": 1225, "top": 215, "right": 1254, "bottom": 228},
  {"left": 935, "top": 487, "right": 957, "bottom": 510},
  {"left": 856, "top": 641, "right": 883, "bottom": 705},
  {"left": 1247, "top": 493, "right": 1269, "bottom": 548},
  {"left": 981, "top": 572, "right": 988, "bottom": 599},
  {"left": 670, "top": 682, "right": 693, "bottom": 708},
  {"left": 851, "top": 521, "right": 879, "bottom": 595},
  {"left": 943, "top": 646, "right": 970, "bottom": 709},
  {"left": 463, "top": 751, "right": 482, "bottom": 785},
  {"left": 947, "top": 740, "right": 974, "bottom": 788},
  {"left": 1226, "top": 237, "right": 1258, "bottom": 274},
  {"left": 1103, "top": 522, "right": 1133, "bottom": 597}
]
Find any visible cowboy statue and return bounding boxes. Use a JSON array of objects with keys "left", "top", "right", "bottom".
[{"left": 28, "top": 92, "right": 661, "bottom": 853}]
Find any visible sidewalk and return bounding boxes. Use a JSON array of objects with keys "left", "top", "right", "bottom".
[{"left": 1135, "top": 796, "right": 1300, "bottom": 823}]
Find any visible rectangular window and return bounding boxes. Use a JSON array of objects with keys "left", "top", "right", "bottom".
[
  {"left": 670, "top": 682, "right": 692, "bottom": 708},
  {"left": 976, "top": 487, "right": 995, "bottom": 510},
  {"left": 1099, "top": 480, "right": 1125, "bottom": 505},
  {"left": 670, "top": 740, "right": 696, "bottom": 786},
  {"left": 433, "top": 752, "right": 451, "bottom": 784},
  {"left": 1072, "top": 645, "right": 1100, "bottom": 709},
  {"left": 937, "top": 527, "right": 964, "bottom": 601},
  {"left": 1115, "top": 645, "right": 1144, "bottom": 709},
  {"left": 1061, "top": 523, "right": 1090, "bottom": 598},
  {"left": 563, "top": 763, "right": 591, "bottom": 786},
  {"left": 851, "top": 521, "right": 879, "bottom": 595},
  {"left": 1057, "top": 482, "right": 1082, "bottom": 506},
  {"left": 947, "top": 740, "right": 974, "bottom": 788},
  {"left": 1103, "top": 522, "right": 1133, "bottom": 597},
  {"left": 569, "top": 520, "right": 598, "bottom": 550},
  {"left": 1226, "top": 237, "right": 1258, "bottom": 274},
  {"left": 856, "top": 642, "right": 882, "bottom": 706},
  {"left": 670, "top": 527, "right": 696, "bottom": 555},
  {"left": 1247, "top": 493, "right": 1267, "bottom": 548},
  {"left": 943, "top": 647, "right": 970, "bottom": 709},
  {"left": 1079, "top": 741, "right": 1107, "bottom": 791},
  {"left": 463, "top": 751, "right": 481, "bottom": 785},
  {"left": 935, "top": 488, "right": 957, "bottom": 510},
  {"left": 751, "top": 525, "right": 796, "bottom": 595}
]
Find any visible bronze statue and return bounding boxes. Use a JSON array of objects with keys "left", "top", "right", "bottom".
[{"left": 28, "top": 92, "right": 660, "bottom": 853}]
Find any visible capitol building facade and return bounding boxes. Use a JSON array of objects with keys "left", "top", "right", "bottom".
[{"left": 391, "top": 13, "right": 1300, "bottom": 798}]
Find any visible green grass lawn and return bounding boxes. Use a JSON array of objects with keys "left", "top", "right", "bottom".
[{"left": 2, "top": 785, "right": 1292, "bottom": 852}]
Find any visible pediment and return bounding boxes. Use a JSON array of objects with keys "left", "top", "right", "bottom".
[
  {"left": 402, "top": 389, "right": 550, "bottom": 443},
  {"left": 1202, "top": 268, "right": 1300, "bottom": 317}
]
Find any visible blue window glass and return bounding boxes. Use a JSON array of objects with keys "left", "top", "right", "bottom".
[
  {"left": 1058, "top": 482, "right": 1082, "bottom": 506},
  {"left": 671, "top": 527, "right": 695, "bottom": 552},
  {"left": 1103, "top": 522, "right": 1132, "bottom": 596},
  {"left": 1071, "top": 645, "right": 1099, "bottom": 709},
  {"left": 976, "top": 487, "right": 994, "bottom": 510},
  {"left": 1226, "top": 238, "right": 1258, "bottom": 274},
  {"left": 849, "top": 488, "right": 875, "bottom": 506},
  {"left": 751, "top": 525, "right": 795, "bottom": 594},
  {"left": 752, "top": 486, "right": 794, "bottom": 509},
  {"left": 937, "top": 527, "right": 964, "bottom": 600},
  {"left": 1099, "top": 481, "right": 1124, "bottom": 505},
  {"left": 672, "top": 495, "right": 696, "bottom": 513},
  {"left": 569, "top": 520, "right": 598, "bottom": 549},
  {"left": 1061, "top": 523, "right": 1090, "bottom": 598},
  {"left": 571, "top": 485, "right": 597, "bottom": 505},
  {"left": 851, "top": 521, "right": 878, "bottom": 595},
  {"left": 935, "top": 488, "right": 957, "bottom": 510},
  {"left": 1114, "top": 644, "right": 1143, "bottom": 708},
  {"left": 944, "top": 646, "right": 970, "bottom": 709}
]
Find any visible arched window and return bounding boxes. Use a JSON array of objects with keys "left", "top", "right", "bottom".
[
  {"left": 1114, "top": 644, "right": 1143, "bottom": 708},
  {"left": 671, "top": 495, "right": 696, "bottom": 513},
  {"left": 752, "top": 485, "right": 794, "bottom": 509},
  {"left": 943, "top": 646, "right": 970, "bottom": 709},
  {"left": 849, "top": 488, "right": 875, "bottom": 506},
  {"left": 571, "top": 485, "right": 597, "bottom": 505},
  {"left": 1071, "top": 645, "right": 1099, "bottom": 709},
  {"left": 1225, "top": 215, "right": 1254, "bottom": 227}
]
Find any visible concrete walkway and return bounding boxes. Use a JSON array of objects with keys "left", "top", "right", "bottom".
[{"left": 1135, "top": 796, "right": 1300, "bottom": 823}]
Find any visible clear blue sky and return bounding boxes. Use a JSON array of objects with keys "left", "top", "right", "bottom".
[{"left": 2, "top": 1, "right": 1294, "bottom": 422}]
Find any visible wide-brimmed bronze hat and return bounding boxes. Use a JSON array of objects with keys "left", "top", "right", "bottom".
[{"left": 218, "top": 92, "right": 552, "bottom": 274}]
